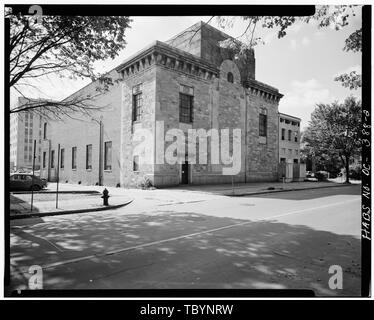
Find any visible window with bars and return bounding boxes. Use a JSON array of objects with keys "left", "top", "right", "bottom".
[
  {"left": 259, "top": 110, "right": 267, "bottom": 137},
  {"left": 132, "top": 84, "right": 143, "bottom": 122},
  {"left": 72, "top": 147, "right": 77, "bottom": 169},
  {"left": 132, "top": 93, "right": 142, "bottom": 121},
  {"left": 179, "top": 93, "right": 193, "bottom": 123},
  {"left": 86, "top": 144, "right": 92, "bottom": 170},
  {"left": 104, "top": 141, "right": 112, "bottom": 171}
]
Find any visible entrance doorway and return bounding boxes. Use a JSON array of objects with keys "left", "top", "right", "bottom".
[{"left": 181, "top": 161, "right": 189, "bottom": 184}]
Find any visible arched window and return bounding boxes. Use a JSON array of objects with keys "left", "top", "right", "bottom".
[{"left": 227, "top": 72, "right": 234, "bottom": 83}]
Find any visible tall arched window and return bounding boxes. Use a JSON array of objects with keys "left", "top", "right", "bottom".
[{"left": 227, "top": 72, "right": 234, "bottom": 83}]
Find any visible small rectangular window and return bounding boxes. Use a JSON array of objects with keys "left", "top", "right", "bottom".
[
  {"left": 133, "top": 155, "right": 139, "bottom": 172},
  {"left": 72, "top": 147, "right": 77, "bottom": 169},
  {"left": 51, "top": 150, "right": 55, "bottom": 168},
  {"left": 288, "top": 130, "right": 292, "bottom": 141},
  {"left": 86, "top": 144, "right": 92, "bottom": 170},
  {"left": 281, "top": 128, "right": 285, "bottom": 140},
  {"left": 60, "top": 148, "right": 65, "bottom": 169},
  {"left": 104, "top": 141, "right": 112, "bottom": 171}
]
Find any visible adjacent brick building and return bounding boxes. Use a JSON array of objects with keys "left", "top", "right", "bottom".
[
  {"left": 278, "top": 112, "right": 301, "bottom": 164},
  {"left": 39, "top": 21, "right": 302, "bottom": 187}
]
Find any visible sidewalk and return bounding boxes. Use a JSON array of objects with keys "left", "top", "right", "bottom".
[
  {"left": 10, "top": 191, "right": 133, "bottom": 219},
  {"left": 10, "top": 179, "right": 358, "bottom": 220},
  {"left": 41, "top": 179, "right": 359, "bottom": 200},
  {"left": 165, "top": 179, "right": 360, "bottom": 196}
]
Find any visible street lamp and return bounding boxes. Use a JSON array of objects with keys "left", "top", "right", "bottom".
[{"left": 92, "top": 116, "right": 103, "bottom": 186}]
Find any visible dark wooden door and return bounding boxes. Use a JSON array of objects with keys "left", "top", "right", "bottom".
[{"left": 181, "top": 162, "right": 189, "bottom": 184}]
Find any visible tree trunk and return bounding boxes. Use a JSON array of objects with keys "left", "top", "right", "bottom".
[{"left": 345, "top": 155, "right": 350, "bottom": 183}]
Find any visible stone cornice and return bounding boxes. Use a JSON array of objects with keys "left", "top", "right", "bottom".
[
  {"left": 116, "top": 41, "right": 219, "bottom": 81},
  {"left": 244, "top": 79, "right": 283, "bottom": 102}
]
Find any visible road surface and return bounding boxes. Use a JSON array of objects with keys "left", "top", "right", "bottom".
[{"left": 8, "top": 184, "right": 361, "bottom": 296}]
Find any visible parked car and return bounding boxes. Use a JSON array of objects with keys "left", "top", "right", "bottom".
[
  {"left": 10, "top": 173, "right": 47, "bottom": 191},
  {"left": 306, "top": 171, "right": 314, "bottom": 178}
]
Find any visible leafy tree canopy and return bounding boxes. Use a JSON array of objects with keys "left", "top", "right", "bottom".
[
  {"left": 216, "top": 5, "right": 362, "bottom": 89},
  {"left": 7, "top": 11, "right": 131, "bottom": 118},
  {"left": 302, "top": 96, "right": 362, "bottom": 183}
]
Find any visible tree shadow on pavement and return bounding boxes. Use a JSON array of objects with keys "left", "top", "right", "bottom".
[
  {"left": 8, "top": 211, "right": 361, "bottom": 296},
  {"left": 10, "top": 194, "right": 40, "bottom": 215},
  {"left": 246, "top": 184, "right": 360, "bottom": 201}
]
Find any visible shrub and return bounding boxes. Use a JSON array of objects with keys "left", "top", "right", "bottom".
[
  {"left": 349, "top": 164, "right": 361, "bottom": 180},
  {"left": 315, "top": 171, "right": 328, "bottom": 181},
  {"left": 139, "top": 176, "right": 153, "bottom": 189}
]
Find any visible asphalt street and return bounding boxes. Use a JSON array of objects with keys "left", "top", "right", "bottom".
[{"left": 8, "top": 184, "right": 361, "bottom": 296}]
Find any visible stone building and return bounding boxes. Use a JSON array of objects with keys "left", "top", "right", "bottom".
[
  {"left": 278, "top": 112, "right": 301, "bottom": 164},
  {"left": 40, "top": 21, "right": 292, "bottom": 187}
]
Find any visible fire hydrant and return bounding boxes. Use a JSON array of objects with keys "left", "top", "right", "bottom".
[{"left": 101, "top": 188, "right": 110, "bottom": 206}]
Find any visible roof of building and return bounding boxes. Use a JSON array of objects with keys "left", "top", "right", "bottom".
[
  {"left": 278, "top": 112, "right": 301, "bottom": 121},
  {"left": 115, "top": 40, "right": 218, "bottom": 73}
]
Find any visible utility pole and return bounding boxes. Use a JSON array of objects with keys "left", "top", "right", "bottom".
[
  {"left": 56, "top": 144, "right": 60, "bottom": 208},
  {"left": 92, "top": 116, "right": 104, "bottom": 186},
  {"left": 99, "top": 118, "right": 103, "bottom": 186}
]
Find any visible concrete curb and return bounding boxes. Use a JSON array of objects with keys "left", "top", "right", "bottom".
[
  {"left": 226, "top": 183, "right": 355, "bottom": 197},
  {"left": 10, "top": 198, "right": 134, "bottom": 220},
  {"left": 11, "top": 190, "right": 101, "bottom": 195}
]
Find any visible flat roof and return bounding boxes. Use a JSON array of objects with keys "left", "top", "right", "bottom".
[{"left": 278, "top": 112, "right": 301, "bottom": 121}]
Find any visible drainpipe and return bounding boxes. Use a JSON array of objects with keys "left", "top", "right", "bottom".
[
  {"left": 244, "top": 86, "right": 248, "bottom": 184},
  {"left": 99, "top": 119, "right": 103, "bottom": 186}
]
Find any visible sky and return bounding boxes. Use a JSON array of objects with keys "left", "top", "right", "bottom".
[{"left": 11, "top": 11, "right": 362, "bottom": 130}]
